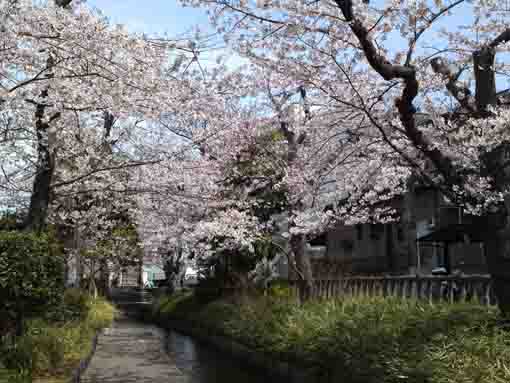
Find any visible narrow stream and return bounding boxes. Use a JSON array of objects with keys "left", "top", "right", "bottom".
[
  {"left": 111, "top": 288, "right": 267, "bottom": 382},
  {"left": 165, "top": 330, "right": 266, "bottom": 383}
]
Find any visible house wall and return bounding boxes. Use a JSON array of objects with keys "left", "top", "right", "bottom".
[
  {"left": 450, "top": 243, "right": 488, "bottom": 274},
  {"left": 319, "top": 187, "right": 487, "bottom": 277},
  {"left": 322, "top": 222, "right": 411, "bottom": 277}
]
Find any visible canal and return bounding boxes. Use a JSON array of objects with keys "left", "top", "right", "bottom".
[
  {"left": 166, "top": 329, "right": 265, "bottom": 383},
  {"left": 83, "top": 288, "right": 267, "bottom": 383}
]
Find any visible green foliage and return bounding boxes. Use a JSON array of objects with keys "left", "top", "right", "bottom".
[
  {"left": 269, "top": 129, "right": 286, "bottom": 142},
  {"left": 0, "top": 211, "right": 20, "bottom": 231},
  {"left": 0, "top": 231, "right": 65, "bottom": 333},
  {"left": 62, "top": 288, "right": 91, "bottom": 318},
  {"left": 86, "top": 297, "right": 116, "bottom": 329},
  {"left": 195, "top": 274, "right": 225, "bottom": 303},
  {"left": 1, "top": 335, "right": 34, "bottom": 372},
  {"left": 153, "top": 291, "right": 197, "bottom": 318},
  {"left": 267, "top": 280, "right": 294, "bottom": 300},
  {"left": 153, "top": 293, "right": 510, "bottom": 383},
  {"left": 0, "top": 293, "right": 115, "bottom": 381}
]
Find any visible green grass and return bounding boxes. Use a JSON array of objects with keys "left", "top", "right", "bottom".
[
  {"left": 0, "top": 290, "right": 116, "bottom": 383},
  {"left": 154, "top": 292, "right": 510, "bottom": 383}
]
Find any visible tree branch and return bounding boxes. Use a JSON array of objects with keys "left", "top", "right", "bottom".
[
  {"left": 430, "top": 58, "right": 476, "bottom": 113},
  {"left": 333, "top": 0, "right": 462, "bottom": 187},
  {"left": 489, "top": 28, "right": 510, "bottom": 49}
]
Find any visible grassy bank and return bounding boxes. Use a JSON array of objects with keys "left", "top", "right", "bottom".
[
  {"left": 153, "top": 291, "right": 510, "bottom": 383},
  {"left": 0, "top": 289, "right": 116, "bottom": 383}
]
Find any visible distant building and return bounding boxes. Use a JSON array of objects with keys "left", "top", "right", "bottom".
[{"left": 141, "top": 264, "right": 166, "bottom": 288}]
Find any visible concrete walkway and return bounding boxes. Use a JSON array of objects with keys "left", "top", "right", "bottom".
[{"left": 81, "top": 312, "right": 189, "bottom": 383}]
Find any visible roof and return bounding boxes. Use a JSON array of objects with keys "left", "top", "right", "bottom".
[{"left": 416, "top": 224, "right": 487, "bottom": 244}]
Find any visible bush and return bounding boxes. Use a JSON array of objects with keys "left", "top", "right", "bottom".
[
  {"left": 63, "top": 288, "right": 91, "bottom": 317},
  {"left": 0, "top": 335, "right": 33, "bottom": 372},
  {"left": 87, "top": 297, "right": 116, "bottom": 329},
  {"left": 153, "top": 293, "right": 510, "bottom": 383},
  {"left": 194, "top": 277, "right": 223, "bottom": 303},
  {"left": 0, "top": 231, "right": 65, "bottom": 335},
  {"left": 267, "top": 280, "right": 294, "bottom": 300},
  {"left": 0, "top": 292, "right": 115, "bottom": 380}
]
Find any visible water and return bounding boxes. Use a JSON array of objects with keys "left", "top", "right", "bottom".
[
  {"left": 111, "top": 288, "right": 267, "bottom": 383},
  {"left": 165, "top": 330, "right": 266, "bottom": 383}
]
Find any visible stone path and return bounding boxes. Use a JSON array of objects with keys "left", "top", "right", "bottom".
[{"left": 81, "top": 313, "right": 189, "bottom": 383}]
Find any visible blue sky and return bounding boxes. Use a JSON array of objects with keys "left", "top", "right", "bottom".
[
  {"left": 83, "top": 1, "right": 509, "bottom": 89},
  {"left": 86, "top": 0, "right": 210, "bottom": 36},
  {"left": 86, "top": 1, "right": 244, "bottom": 67}
]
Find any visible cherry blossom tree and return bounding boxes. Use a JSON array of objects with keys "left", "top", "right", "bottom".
[
  {"left": 0, "top": 0, "right": 195, "bottom": 233},
  {"left": 174, "top": 0, "right": 510, "bottom": 311}
]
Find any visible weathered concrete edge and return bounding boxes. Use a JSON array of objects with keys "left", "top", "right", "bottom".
[
  {"left": 68, "top": 329, "right": 101, "bottom": 383},
  {"left": 155, "top": 317, "right": 320, "bottom": 383}
]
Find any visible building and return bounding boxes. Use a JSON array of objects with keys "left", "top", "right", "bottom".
[{"left": 315, "top": 186, "right": 489, "bottom": 278}]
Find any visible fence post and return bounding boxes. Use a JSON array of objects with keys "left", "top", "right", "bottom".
[
  {"left": 484, "top": 280, "right": 492, "bottom": 307},
  {"left": 306, "top": 275, "right": 493, "bottom": 305},
  {"left": 427, "top": 279, "right": 434, "bottom": 305}
]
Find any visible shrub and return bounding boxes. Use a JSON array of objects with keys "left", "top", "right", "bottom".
[
  {"left": 194, "top": 277, "right": 223, "bottom": 303},
  {"left": 63, "top": 288, "right": 91, "bottom": 317},
  {"left": 86, "top": 297, "right": 116, "bottom": 329},
  {"left": 0, "top": 334, "right": 33, "bottom": 372},
  {"left": 0, "top": 294, "right": 115, "bottom": 380},
  {"left": 267, "top": 280, "right": 294, "bottom": 300},
  {"left": 153, "top": 293, "right": 510, "bottom": 383},
  {"left": 0, "top": 231, "right": 65, "bottom": 335}
]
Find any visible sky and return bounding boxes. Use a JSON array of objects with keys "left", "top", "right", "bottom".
[
  {"left": 86, "top": 1, "right": 245, "bottom": 68},
  {"left": 86, "top": 0, "right": 210, "bottom": 36}
]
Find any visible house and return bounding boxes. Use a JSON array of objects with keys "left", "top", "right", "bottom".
[{"left": 313, "top": 185, "right": 489, "bottom": 278}]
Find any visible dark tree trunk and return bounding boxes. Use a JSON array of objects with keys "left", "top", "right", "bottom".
[
  {"left": 74, "top": 227, "right": 83, "bottom": 288},
  {"left": 98, "top": 259, "right": 110, "bottom": 297},
  {"left": 483, "top": 221, "right": 510, "bottom": 316},
  {"left": 88, "top": 261, "right": 98, "bottom": 298},
  {"left": 24, "top": 2, "right": 70, "bottom": 232},
  {"left": 473, "top": 47, "right": 497, "bottom": 112},
  {"left": 15, "top": 304, "right": 24, "bottom": 337},
  {"left": 24, "top": 101, "right": 56, "bottom": 232},
  {"left": 290, "top": 233, "right": 314, "bottom": 302},
  {"left": 385, "top": 224, "right": 394, "bottom": 271},
  {"left": 472, "top": 46, "right": 510, "bottom": 316}
]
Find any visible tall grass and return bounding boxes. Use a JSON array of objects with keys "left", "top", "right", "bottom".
[
  {"left": 154, "top": 293, "right": 510, "bottom": 383},
  {"left": 0, "top": 290, "right": 116, "bottom": 383}
]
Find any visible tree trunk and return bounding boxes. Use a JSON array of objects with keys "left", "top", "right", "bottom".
[
  {"left": 89, "top": 278, "right": 98, "bottom": 299},
  {"left": 15, "top": 303, "right": 24, "bottom": 337},
  {"left": 88, "top": 262, "right": 98, "bottom": 298},
  {"left": 473, "top": 47, "right": 497, "bottom": 112},
  {"left": 290, "top": 233, "right": 314, "bottom": 302},
  {"left": 483, "top": 232, "right": 510, "bottom": 315},
  {"left": 138, "top": 254, "right": 144, "bottom": 288},
  {"left": 24, "top": 101, "right": 56, "bottom": 232},
  {"left": 472, "top": 46, "right": 510, "bottom": 316},
  {"left": 98, "top": 259, "right": 110, "bottom": 297},
  {"left": 482, "top": 205, "right": 510, "bottom": 316},
  {"left": 74, "top": 228, "right": 83, "bottom": 288},
  {"left": 385, "top": 224, "right": 394, "bottom": 271}
]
